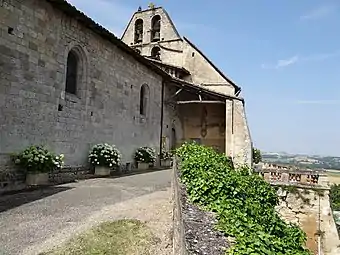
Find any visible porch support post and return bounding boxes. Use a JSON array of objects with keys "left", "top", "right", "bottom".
[{"left": 225, "top": 99, "right": 233, "bottom": 158}]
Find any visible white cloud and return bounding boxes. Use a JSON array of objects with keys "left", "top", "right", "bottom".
[
  {"left": 261, "top": 55, "right": 299, "bottom": 69},
  {"left": 261, "top": 50, "right": 340, "bottom": 69},
  {"left": 300, "top": 5, "right": 336, "bottom": 20},
  {"left": 276, "top": 55, "right": 299, "bottom": 68}
]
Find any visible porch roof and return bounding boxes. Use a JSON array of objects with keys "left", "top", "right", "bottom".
[{"left": 170, "top": 77, "right": 244, "bottom": 103}]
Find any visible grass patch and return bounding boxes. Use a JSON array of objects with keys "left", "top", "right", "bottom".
[
  {"left": 327, "top": 172, "right": 340, "bottom": 185},
  {"left": 42, "top": 219, "right": 156, "bottom": 255}
]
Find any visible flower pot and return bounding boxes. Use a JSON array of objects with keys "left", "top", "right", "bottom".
[
  {"left": 161, "top": 159, "right": 172, "bottom": 167},
  {"left": 26, "top": 172, "right": 49, "bottom": 186},
  {"left": 95, "top": 166, "right": 111, "bottom": 176},
  {"left": 137, "top": 162, "right": 149, "bottom": 170}
]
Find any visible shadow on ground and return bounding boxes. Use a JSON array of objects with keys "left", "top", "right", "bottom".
[
  {"left": 0, "top": 168, "right": 171, "bottom": 214},
  {"left": 110, "top": 167, "right": 171, "bottom": 178},
  {"left": 0, "top": 186, "right": 73, "bottom": 213}
]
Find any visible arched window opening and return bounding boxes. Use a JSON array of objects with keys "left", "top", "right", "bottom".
[
  {"left": 65, "top": 50, "right": 78, "bottom": 95},
  {"left": 139, "top": 84, "right": 149, "bottom": 116},
  {"left": 151, "top": 46, "right": 161, "bottom": 60},
  {"left": 171, "top": 128, "right": 177, "bottom": 150},
  {"left": 134, "top": 19, "right": 143, "bottom": 44},
  {"left": 151, "top": 15, "right": 161, "bottom": 42}
]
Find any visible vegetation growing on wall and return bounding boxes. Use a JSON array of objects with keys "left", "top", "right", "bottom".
[
  {"left": 330, "top": 184, "right": 340, "bottom": 211},
  {"left": 176, "top": 142, "right": 311, "bottom": 255},
  {"left": 252, "top": 147, "right": 262, "bottom": 164},
  {"left": 277, "top": 186, "right": 311, "bottom": 205}
]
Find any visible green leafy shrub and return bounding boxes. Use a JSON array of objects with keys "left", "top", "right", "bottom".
[
  {"left": 176, "top": 142, "right": 311, "bottom": 255},
  {"left": 88, "top": 143, "right": 121, "bottom": 168},
  {"left": 134, "top": 147, "right": 156, "bottom": 163},
  {"left": 330, "top": 184, "right": 340, "bottom": 211},
  {"left": 252, "top": 147, "right": 262, "bottom": 164},
  {"left": 12, "top": 145, "right": 64, "bottom": 173}
]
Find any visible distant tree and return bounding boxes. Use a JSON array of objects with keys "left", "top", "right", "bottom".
[{"left": 252, "top": 147, "right": 262, "bottom": 164}]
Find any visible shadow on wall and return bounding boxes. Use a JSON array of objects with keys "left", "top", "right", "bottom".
[{"left": 0, "top": 186, "right": 73, "bottom": 213}]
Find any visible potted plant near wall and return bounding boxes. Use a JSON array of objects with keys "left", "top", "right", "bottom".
[
  {"left": 159, "top": 150, "right": 173, "bottom": 167},
  {"left": 134, "top": 147, "right": 156, "bottom": 170},
  {"left": 88, "top": 143, "right": 121, "bottom": 176},
  {"left": 12, "top": 145, "right": 64, "bottom": 186}
]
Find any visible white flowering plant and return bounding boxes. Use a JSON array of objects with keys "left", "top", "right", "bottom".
[
  {"left": 88, "top": 143, "right": 121, "bottom": 168},
  {"left": 159, "top": 150, "right": 173, "bottom": 161},
  {"left": 12, "top": 145, "right": 64, "bottom": 173},
  {"left": 134, "top": 146, "right": 156, "bottom": 163}
]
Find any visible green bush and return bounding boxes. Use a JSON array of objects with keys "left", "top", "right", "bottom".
[
  {"left": 176, "top": 142, "right": 311, "bottom": 255},
  {"left": 12, "top": 145, "right": 64, "bottom": 173},
  {"left": 252, "top": 147, "right": 262, "bottom": 164},
  {"left": 330, "top": 184, "right": 340, "bottom": 211}
]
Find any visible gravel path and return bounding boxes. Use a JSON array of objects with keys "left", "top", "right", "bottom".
[{"left": 0, "top": 169, "right": 172, "bottom": 255}]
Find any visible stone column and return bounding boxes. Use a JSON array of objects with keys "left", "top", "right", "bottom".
[{"left": 225, "top": 99, "right": 233, "bottom": 158}]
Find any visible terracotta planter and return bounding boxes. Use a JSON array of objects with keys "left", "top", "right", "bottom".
[
  {"left": 95, "top": 166, "right": 111, "bottom": 176},
  {"left": 26, "top": 172, "right": 49, "bottom": 186},
  {"left": 137, "top": 162, "right": 149, "bottom": 170}
]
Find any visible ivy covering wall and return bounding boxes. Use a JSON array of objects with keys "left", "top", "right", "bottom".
[{"left": 176, "top": 142, "right": 311, "bottom": 255}]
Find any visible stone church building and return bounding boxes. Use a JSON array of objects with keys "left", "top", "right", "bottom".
[{"left": 0, "top": 0, "right": 252, "bottom": 176}]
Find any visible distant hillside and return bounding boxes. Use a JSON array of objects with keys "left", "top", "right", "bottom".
[{"left": 262, "top": 152, "right": 340, "bottom": 170}]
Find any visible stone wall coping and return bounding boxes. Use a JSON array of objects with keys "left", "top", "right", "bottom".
[
  {"left": 269, "top": 182, "right": 330, "bottom": 190},
  {"left": 254, "top": 168, "right": 327, "bottom": 176},
  {"left": 171, "top": 159, "right": 188, "bottom": 255}
]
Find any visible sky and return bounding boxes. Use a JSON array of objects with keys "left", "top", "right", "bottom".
[{"left": 67, "top": 0, "right": 340, "bottom": 157}]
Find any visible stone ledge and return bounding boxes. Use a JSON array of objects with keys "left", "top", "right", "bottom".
[
  {"left": 172, "top": 159, "right": 187, "bottom": 255},
  {"left": 172, "top": 159, "right": 229, "bottom": 255}
]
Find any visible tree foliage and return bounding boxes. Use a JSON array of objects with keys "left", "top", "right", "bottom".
[
  {"left": 330, "top": 184, "right": 340, "bottom": 211},
  {"left": 176, "top": 142, "right": 311, "bottom": 255},
  {"left": 253, "top": 147, "right": 262, "bottom": 164}
]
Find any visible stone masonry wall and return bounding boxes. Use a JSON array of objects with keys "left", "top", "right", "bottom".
[
  {"left": 121, "top": 7, "right": 181, "bottom": 50},
  {"left": 162, "top": 83, "right": 184, "bottom": 150},
  {"left": 276, "top": 188, "right": 340, "bottom": 255},
  {"left": 0, "top": 0, "right": 164, "bottom": 169},
  {"left": 232, "top": 100, "right": 252, "bottom": 166},
  {"left": 121, "top": 7, "right": 236, "bottom": 97},
  {"left": 182, "top": 39, "right": 235, "bottom": 96}
]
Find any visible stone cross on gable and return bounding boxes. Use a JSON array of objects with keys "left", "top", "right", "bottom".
[{"left": 148, "top": 2, "right": 155, "bottom": 9}]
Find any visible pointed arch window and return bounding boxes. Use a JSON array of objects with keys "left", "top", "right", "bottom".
[
  {"left": 151, "top": 46, "right": 161, "bottom": 60},
  {"left": 151, "top": 15, "right": 161, "bottom": 42},
  {"left": 140, "top": 84, "right": 149, "bottom": 116},
  {"left": 65, "top": 50, "right": 79, "bottom": 95},
  {"left": 134, "top": 19, "right": 143, "bottom": 44}
]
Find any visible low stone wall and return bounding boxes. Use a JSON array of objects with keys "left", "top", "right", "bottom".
[
  {"left": 171, "top": 159, "right": 229, "bottom": 255},
  {"left": 0, "top": 165, "right": 92, "bottom": 195},
  {"left": 49, "top": 166, "right": 92, "bottom": 184},
  {"left": 171, "top": 159, "right": 187, "bottom": 255},
  {"left": 0, "top": 158, "right": 168, "bottom": 195}
]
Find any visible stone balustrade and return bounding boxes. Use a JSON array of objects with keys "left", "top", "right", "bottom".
[{"left": 254, "top": 163, "right": 329, "bottom": 189}]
